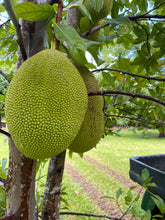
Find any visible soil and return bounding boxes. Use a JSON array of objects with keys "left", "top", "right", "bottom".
[{"left": 64, "top": 157, "right": 138, "bottom": 220}]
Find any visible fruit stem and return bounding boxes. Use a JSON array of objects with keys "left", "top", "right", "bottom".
[{"left": 51, "top": 0, "right": 63, "bottom": 50}]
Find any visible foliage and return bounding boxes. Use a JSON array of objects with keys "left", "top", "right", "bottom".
[{"left": 0, "top": 0, "right": 165, "bottom": 219}]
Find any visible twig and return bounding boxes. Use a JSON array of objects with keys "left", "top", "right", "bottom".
[
  {"left": 60, "top": 212, "right": 120, "bottom": 219},
  {"left": 0, "top": 129, "right": 11, "bottom": 138},
  {"left": 106, "top": 114, "right": 165, "bottom": 127},
  {"left": 0, "top": 177, "right": 6, "bottom": 184},
  {"left": 143, "top": 2, "right": 165, "bottom": 16},
  {"left": 88, "top": 90, "right": 165, "bottom": 107},
  {"left": 0, "top": 70, "right": 11, "bottom": 83},
  {"left": 120, "top": 187, "right": 143, "bottom": 219},
  {"left": 81, "top": 14, "right": 165, "bottom": 37},
  {"left": 91, "top": 68, "right": 165, "bottom": 82},
  {"left": 3, "top": 0, "right": 27, "bottom": 61},
  {"left": 53, "top": 0, "right": 63, "bottom": 49},
  {"left": 0, "top": 19, "right": 11, "bottom": 28}
]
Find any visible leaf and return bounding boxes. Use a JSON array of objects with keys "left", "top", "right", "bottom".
[
  {"left": 78, "top": 4, "right": 92, "bottom": 21},
  {"left": 111, "top": 0, "right": 119, "bottom": 18},
  {"left": 141, "top": 168, "right": 150, "bottom": 183},
  {"left": 0, "top": 4, "right": 5, "bottom": 12},
  {"left": 116, "top": 188, "right": 122, "bottom": 199},
  {"left": 54, "top": 23, "right": 87, "bottom": 64},
  {"left": 100, "top": 195, "right": 115, "bottom": 200},
  {"left": 64, "top": 0, "right": 84, "bottom": 11},
  {"left": 13, "top": 2, "right": 55, "bottom": 21},
  {"left": 89, "top": 0, "right": 104, "bottom": 13}
]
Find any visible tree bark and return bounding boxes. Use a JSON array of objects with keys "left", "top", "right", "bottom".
[
  {"left": 41, "top": 151, "right": 66, "bottom": 220},
  {"left": 5, "top": 139, "right": 36, "bottom": 220},
  {"left": 4, "top": 0, "right": 48, "bottom": 219}
]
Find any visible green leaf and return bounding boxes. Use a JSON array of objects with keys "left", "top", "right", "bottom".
[
  {"left": 78, "top": 4, "right": 92, "bottom": 21},
  {"left": 100, "top": 195, "right": 115, "bottom": 200},
  {"left": 0, "top": 4, "right": 5, "bottom": 12},
  {"left": 54, "top": 23, "right": 87, "bottom": 64},
  {"left": 64, "top": 0, "right": 84, "bottom": 11},
  {"left": 141, "top": 168, "right": 150, "bottom": 183},
  {"left": 13, "top": 2, "right": 55, "bottom": 21},
  {"left": 0, "top": 186, "right": 6, "bottom": 208},
  {"left": 111, "top": 0, "right": 119, "bottom": 18},
  {"left": 89, "top": 0, "right": 104, "bottom": 13},
  {"left": 116, "top": 188, "right": 122, "bottom": 199}
]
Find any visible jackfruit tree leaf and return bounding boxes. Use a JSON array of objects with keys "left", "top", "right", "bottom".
[
  {"left": 13, "top": 2, "right": 55, "bottom": 21},
  {"left": 0, "top": 4, "right": 5, "bottom": 12},
  {"left": 78, "top": 4, "right": 92, "bottom": 21},
  {"left": 89, "top": 0, "right": 104, "bottom": 13},
  {"left": 111, "top": 0, "right": 119, "bottom": 19},
  {"left": 54, "top": 23, "right": 87, "bottom": 64},
  {"left": 64, "top": 0, "right": 84, "bottom": 11}
]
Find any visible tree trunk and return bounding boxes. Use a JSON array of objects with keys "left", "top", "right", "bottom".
[
  {"left": 159, "top": 129, "right": 165, "bottom": 138},
  {"left": 5, "top": 139, "right": 36, "bottom": 220},
  {"left": 41, "top": 151, "right": 66, "bottom": 220},
  {"left": 4, "top": 0, "right": 47, "bottom": 219}
]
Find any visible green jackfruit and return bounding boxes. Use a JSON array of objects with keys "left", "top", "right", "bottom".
[
  {"left": 69, "top": 64, "right": 104, "bottom": 153},
  {"left": 5, "top": 49, "right": 88, "bottom": 159},
  {"left": 78, "top": 0, "right": 113, "bottom": 41},
  {"left": 83, "top": 0, "right": 113, "bottom": 22}
]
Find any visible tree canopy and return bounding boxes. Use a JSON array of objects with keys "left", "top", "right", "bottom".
[{"left": 0, "top": 0, "right": 165, "bottom": 137}]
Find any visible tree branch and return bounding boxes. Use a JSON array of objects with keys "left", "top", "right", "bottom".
[
  {"left": 0, "top": 70, "right": 11, "bottom": 83},
  {"left": 92, "top": 68, "right": 165, "bottom": 82},
  {"left": 60, "top": 212, "right": 119, "bottom": 220},
  {"left": 88, "top": 90, "right": 165, "bottom": 107},
  {"left": 106, "top": 114, "right": 165, "bottom": 127},
  {"left": 81, "top": 14, "right": 165, "bottom": 38},
  {"left": 0, "top": 129, "right": 11, "bottom": 138},
  {"left": 3, "top": 0, "right": 27, "bottom": 61},
  {"left": 0, "top": 19, "right": 11, "bottom": 28},
  {"left": 0, "top": 216, "right": 14, "bottom": 220}
]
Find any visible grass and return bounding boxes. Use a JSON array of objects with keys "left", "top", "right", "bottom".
[{"left": 0, "top": 128, "right": 165, "bottom": 219}]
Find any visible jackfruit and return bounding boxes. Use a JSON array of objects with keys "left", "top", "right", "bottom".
[
  {"left": 5, "top": 49, "right": 88, "bottom": 159},
  {"left": 83, "top": 0, "right": 114, "bottom": 22},
  {"left": 78, "top": 0, "right": 113, "bottom": 41},
  {"left": 68, "top": 64, "right": 104, "bottom": 153}
]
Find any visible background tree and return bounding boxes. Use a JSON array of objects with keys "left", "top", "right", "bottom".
[{"left": 0, "top": 0, "right": 165, "bottom": 220}]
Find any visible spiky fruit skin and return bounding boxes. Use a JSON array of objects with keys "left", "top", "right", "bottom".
[
  {"left": 68, "top": 64, "right": 104, "bottom": 153},
  {"left": 5, "top": 49, "right": 88, "bottom": 159}
]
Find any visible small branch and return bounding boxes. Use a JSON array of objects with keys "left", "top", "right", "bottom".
[
  {"left": 143, "top": 2, "right": 165, "bottom": 16},
  {"left": 0, "top": 129, "right": 11, "bottom": 138},
  {"left": 0, "top": 177, "right": 6, "bottom": 184},
  {"left": 92, "top": 68, "right": 165, "bottom": 82},
  {"left": 88, "top": 90, "right": 165, "bottom": 107},
  {"left": 53, "top": 0, "right": 63, "bottom": 49},
  {"left": 0, "top": 19, "right": 11, "bottom": 28},
  {"left": 81, "top": 23, "right": 109, "bottom": 38},
  {"left": 0, "top": 70, "right": 11, "bottom": 83},
  {"left": 60, "top": 212, "right": 119, "bottom": 220},
  {"left": 107, "top": 114, "right": 165, "bottom": 127},
  {"left": 128, "top": 14, "right": 165, "bottom": 21},
  {"left": 3, "top": 0, "right": 27, "bottom": 61},
  {"left": 0, "top": 215, "right": 14, "bottom": 220},
  {"left": 81, "top": 14, "right": 165, "bottom": 37}
]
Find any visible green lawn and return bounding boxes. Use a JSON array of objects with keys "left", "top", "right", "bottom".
[{"left": 0, "top": 129, "right": 165, "bottom": 219}]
